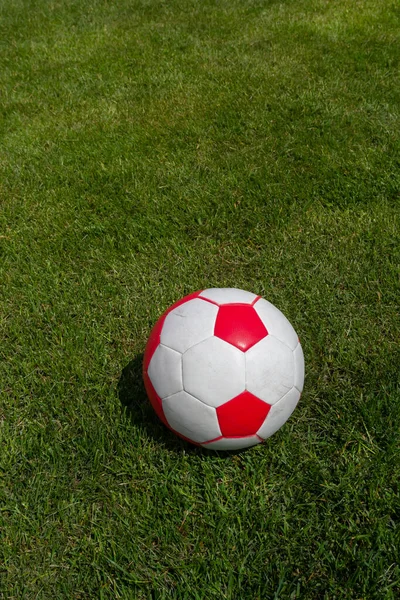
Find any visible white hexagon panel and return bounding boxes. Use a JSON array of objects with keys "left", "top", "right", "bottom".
[
  {"left": 163, "top": 391, "right": 221, "bottom": 443},
  {"left": 201, "top": 435, "right": 261, "bottom": 451},
  {"left": 257, "top": 387, "right": 301, "bottom": 440},
  {"left": 253, "top": 298, "right": 299, "bottom": 350},
  {"left": 183, "top": 336, "right": 246, "bottom": 408},
  {"left": 161, "top": 298, "right": 218, "bottom": 354},
  {"left": 199, "top": 288, "right": 258, "bottom": 305},
  {"left": 245, "top": 335, "right": 294, "bottom": 405},
  {"left": 294, "top": 343, "right": 305, "bottom": 392},
  {"left": 143, "top": 289, "right": 305, "bottom": 450},
  {"left": 147, "top": 344, "right": 183, "bottom": 399}
]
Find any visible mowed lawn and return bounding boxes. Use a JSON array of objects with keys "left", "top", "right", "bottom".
[{"left": 1, "top": 0, "right": 399, "bottom": 597}]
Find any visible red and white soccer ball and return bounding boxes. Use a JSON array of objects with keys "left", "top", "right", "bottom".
[{"left": 143, "top": 288, "right": 304, "bottom": 451}]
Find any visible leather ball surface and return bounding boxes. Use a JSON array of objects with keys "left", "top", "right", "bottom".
[{"left": 143, "top": 288, "right": 304, "bottom": 450}]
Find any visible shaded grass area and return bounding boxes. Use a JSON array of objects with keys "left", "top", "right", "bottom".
[{"left": 1, "top": 0, "right": 399, "bottom": 598}]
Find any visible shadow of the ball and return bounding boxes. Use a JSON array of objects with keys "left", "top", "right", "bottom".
[{"left": 117, "top": 355, "right": 251, "bottom": 458}]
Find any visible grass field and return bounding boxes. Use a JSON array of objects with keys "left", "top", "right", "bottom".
[{"left": 1, "top": 0, "right": 399, "bottom": 597}]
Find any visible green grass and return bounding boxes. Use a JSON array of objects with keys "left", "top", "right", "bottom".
[{"left": 1, "top": 0, "right": 399, "bottom": 597}]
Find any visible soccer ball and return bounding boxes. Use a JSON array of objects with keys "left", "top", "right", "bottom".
[{"left": 143, "top": 288, "right": 304, "bottom": 450}]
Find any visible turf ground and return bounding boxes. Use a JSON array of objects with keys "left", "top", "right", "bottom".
[{"left": 1, "top": 0, "right": 399, "bottom": 598}]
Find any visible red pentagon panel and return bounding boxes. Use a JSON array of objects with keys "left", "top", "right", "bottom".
[
  {"left": 214, "top": 304, "right": 268, "bottom": 352},
  {"left": 216, "top": 391, "right": 271, "bottom": 437}
]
